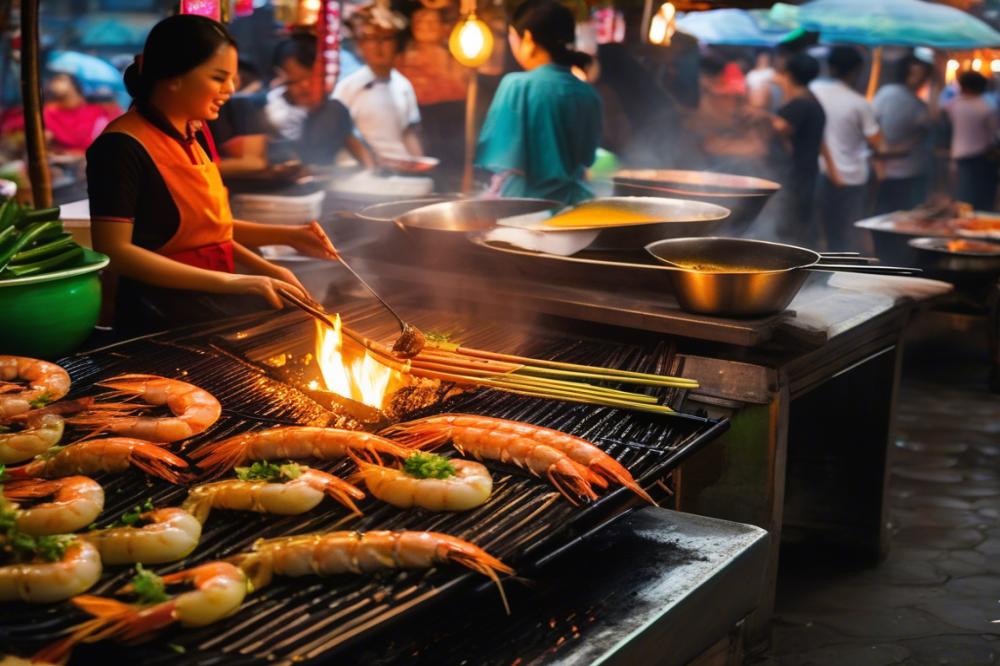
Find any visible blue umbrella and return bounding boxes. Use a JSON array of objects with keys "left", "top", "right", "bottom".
[
  {"left": 676, "top": 9, "right": 803, "bottom": 47},
  {"left": 771, "top": 0, "right": 1000, "bottom": 49},
  {"left": 47, "top": 51, "right": 128, "bottom": 106}
]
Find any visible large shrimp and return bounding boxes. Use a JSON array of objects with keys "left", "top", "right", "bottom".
[
  {"left": 3, "top": 476, "right": 104, "bottom": 535},
  {"left": 34, "top": 562, "right": 247, "bottom": 663},
  {"left": 390, "top": 414, "right": 655, "bottom": 504},
  {"left": 181, "top": 467, "right": 365, "bottom": 523},
  {"left": 0, "top": 356, "right": 71, "bottom": 419},
  {"left": 67, "top": 374, "right": 221, "bottom": 443},
  {"left": 352, "top": 455, "right": 493, "bottom": 511},
  {"left": 4, "top": 437, "right": 189, "bottom": 484},
  {"left": 382, "top": 415, "right": 600, "bottom": 505},
  {"left": 83, "top": 507, "right": 202, "bottom": 565},
  {"left": 230, "top": 530, "right": 512, "bottom": 612},
  {"left": 192, "top": 426, "right": 416, "bottom": 477},
  {"left": 0, "top": 413, "right": 65, "bottom": 464},
  {"left": 0, "top": 539, "right": 102, "bottom": 603}
]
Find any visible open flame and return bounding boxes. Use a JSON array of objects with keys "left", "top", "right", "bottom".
[{"left": 312, "top": 317, "right": 399, "bottom": 409}]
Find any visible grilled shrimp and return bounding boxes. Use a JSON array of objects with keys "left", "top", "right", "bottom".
[
  {"left": 353, "top": 457, "right": 492, "bottom": 511},
  {"left": 0, "top": 413, "right": 65, "bottom": 464},
  {"left": 181, "top": 467, "right": 365, "bottom": 523},
  {"left": 192, "top": 426, "right": 416, "bottom": 477},
  {"left": 231, "top": 530, "right": 512, "bottom": 611},
  {"left": 394, "top": 414, "right": 654, "bottom": 504},
  {"left": 0, "top": 356, "right": 71, "bottom": 419},
  {"left": 3, "top": 476, "right": 104, "bottom": 535},
  {"left": 35, "top": 562, "right": 247, "bottom": 664},
  {"left": 67, "top": 374, "right": 221, "bottom": 443},
  {"left": 5, "top": 438, "right": 189, "bottom": 483},
  {"left": 0, "top": 539, "right": 102, "bottom": 603},
  {"left": 382, "top": 415, "right": 600, "bottom": 505},
  {"left": 83, "top": 507, "right": 202, "bottom": 565}
]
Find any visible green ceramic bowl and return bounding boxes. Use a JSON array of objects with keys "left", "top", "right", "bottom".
[{"left": 0, "top": 248, "right": 109, "bottom": 358}]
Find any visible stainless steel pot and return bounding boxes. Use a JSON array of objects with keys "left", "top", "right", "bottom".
[
  {"left": 394, "top": 196, "right": 731, "bottom": 252},
  {"left": 613, "top": 169, "right": 780, "bottom": 237},
  {"left": 645, "top": 237, "right": 920, "bottom": 318},
  {"left": 908, "top": 237, "right": 1000, "bottom": 273}
]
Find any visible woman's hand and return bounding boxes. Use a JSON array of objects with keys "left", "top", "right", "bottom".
[
  {"left": 222, "top": 274, "right": 307, "bottom": 309},
  {"left": 284, "top": 221, "right": 339, "bottom": 259}
]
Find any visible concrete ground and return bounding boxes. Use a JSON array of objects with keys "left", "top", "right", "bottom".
[{"left": 758, "top": 321, "right": 1000, "bottom": 665}]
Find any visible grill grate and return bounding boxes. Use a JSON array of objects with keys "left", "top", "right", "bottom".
[{"left": 0, "top": 303, "right": 725, "bottom": 665}]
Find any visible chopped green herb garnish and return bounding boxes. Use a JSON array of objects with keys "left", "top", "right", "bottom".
[
  {"left": 0, "top": 463, "right": 6, "bottom": 482},
  {"left": 28, "top": 392, "right": 53, "bottom": 409},
  {"left": 131, "top": 563, "right": 169, "bottom": 605},
  {"left": 0, "top": 500, "right": 74, "bottom": 563},
  {"left": 425, "top": 331, "right": 452, "bottom": 343},
  {"left": 110, "top": 498, "right": 155, "bottom": 528},
  {"left": 168, "top": 644, "right": 187, "bottom": 655},
  {"left": 235, "top": 461, "right": 302, "bottom": 482},
  {"left": 403, "top": 452, "right": 456, "bottom": 479}
]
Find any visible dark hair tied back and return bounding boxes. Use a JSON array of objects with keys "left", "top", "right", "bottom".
[
  {"left": 511, "top": 0, "right": 591, "bottom": 70},
  {"left": 124, "top": 14, "right": 237, "bottom": 104}
]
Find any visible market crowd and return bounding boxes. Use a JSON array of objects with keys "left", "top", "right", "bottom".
[{"left": 3, "top": 4, "right": 1000, "bottom": 254}]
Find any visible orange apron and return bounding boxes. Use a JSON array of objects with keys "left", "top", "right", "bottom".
[{"left": 102, "top": 110, "right": 234, "bottom": 271}]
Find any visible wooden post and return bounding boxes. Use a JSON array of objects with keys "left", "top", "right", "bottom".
[
  {"left": 20, "top": 0, "right": 52, "bottom": 208},
  {"left": 866, "top": 46, "right": 883, "bottom": 101},
  {"left": 462, "top": 70, "right": 478, "bottom": 194}
]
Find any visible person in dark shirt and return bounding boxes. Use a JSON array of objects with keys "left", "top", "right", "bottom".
[
  {"left": 265, "top": 32, "right": 374, "bottom": 168},
  {"left": 771, "top": 53, "right": 826, "bottom": 247}
]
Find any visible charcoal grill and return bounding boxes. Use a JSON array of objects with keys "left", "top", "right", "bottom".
[{"left": 0, "top": 302, "right": 726, "bottom": 664}]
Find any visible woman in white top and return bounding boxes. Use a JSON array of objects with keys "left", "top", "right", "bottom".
[{"left": 945, "top": 71, "right": 999, "bottom": 211}]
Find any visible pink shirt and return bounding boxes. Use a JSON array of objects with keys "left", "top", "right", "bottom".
[
  {"left": 945, "top": 95, "right": 999, "bottom": 159},
  {"left": 44, "top": 103, "right": 121, "bottom": 152}
]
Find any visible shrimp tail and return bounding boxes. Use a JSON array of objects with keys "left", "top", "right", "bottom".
[
  {"left": 190, "top": 433, "right": 250, "bottom": 477},
  {"left": 2, "top": 478, "right": 62, "bottom": 499},
  {"left": 378, "top": 421, "right": 450, "bottom": 451},
  {"left": 227, "top": 551, "right": 274, "bottom": 590},
  {"left": 32, "top": 596, "right": 149, "bottom": 664},
  {"left": 129, "top": 443, "right": 189, "bottom": 484},
  {"left": 593, "top": 461, "right": 657, "bottom": 505},
  {"left": 180, "top": 491, "right": 214, "bottom": 524},
  {"left": 322, "top": 475, "right": 366, "bottom": 515},
  {"left": 447, "top": 549, "right": 514, "bottom": 615}
]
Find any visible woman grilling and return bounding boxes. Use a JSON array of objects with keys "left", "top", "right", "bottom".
[
  {"left": 475, "top": 0, "right": 602, "bottom": 205},
  {"left": 86, "top": 15, "right": 336, "bottom": 335}
]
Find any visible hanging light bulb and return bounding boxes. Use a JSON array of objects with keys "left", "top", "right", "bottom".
[
  {"left": 973, "top": 58, "right": 983, "bottom": 71},
  {"left": 648, "top": 2, "right": 676, "bottom": 46},
  {"left": 992, "top": 60, "right": 1000, "bottom": 73},
  {"left": 449, "top": 12, "right": 494, "bottom": 68}
]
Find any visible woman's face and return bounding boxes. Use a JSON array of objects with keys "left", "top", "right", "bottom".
[
  {"left": 169, "top": 43, "right": 238, "bottom": 121},
  {"left": 412, "top": 9, "right": 443, "bottom": 43}
]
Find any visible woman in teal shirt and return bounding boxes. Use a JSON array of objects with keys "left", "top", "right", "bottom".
[{"left": 475, "top": 0, "right": 602, "bottom": 205}]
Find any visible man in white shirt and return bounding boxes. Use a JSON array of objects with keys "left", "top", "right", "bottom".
[
  {"left": 810, "top": 46, "right": 882, "bottom": 251},
  {"left": 335, "top": 5, "right": 424, "bottom": 161}
]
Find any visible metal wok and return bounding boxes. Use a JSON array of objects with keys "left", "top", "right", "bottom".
[
  {"left": 645, "top": 237, "right": 920, "bottom": 318},
  {"left": 613, "top": 169, "right": 780, "bottom": 237},
  {"left": 394, "top": 196, "right": 731, "bottom": 253}
]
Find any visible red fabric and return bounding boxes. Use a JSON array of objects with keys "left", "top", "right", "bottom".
[
  {"left": 164, "top": 241, "right": 234, "bottom": 272},
  {"left": 44, "top": 103, "right": 121, "bottom": 152}
]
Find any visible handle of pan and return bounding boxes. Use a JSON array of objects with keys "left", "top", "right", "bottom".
[
  {"left": 807, "top": 263, "right": 922, "bottom": 276},
  {"left": 815, "top": 255, "right": 880, "bottom": 265}
]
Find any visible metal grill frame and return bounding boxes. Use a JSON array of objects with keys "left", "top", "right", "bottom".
[{"left": 0, "top": 306, "right": 726, "bottom": 665}]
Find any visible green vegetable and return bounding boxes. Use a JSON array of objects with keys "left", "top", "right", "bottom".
[
  {"left": 10, "top": 234, "right": 75, "bottom": 263},
  {"left": 402, "top": 452, "right": 456, "bottom": 479},
  {"left": 168, "top": 644, "right": 187, "bottom": 655},
  {"left": 235, "top": 460, "right": 302, "bottom": 482},
  {"left": 28, "top": 392, "right": 53, "bottom": 409},
  {"left": 425, "top": 331, "right": 453, "bottom": 343},
  {"left": 0, "top": 199, "right": 19, "bottom": 231},
  {"left": 0, "top": 500, "right": 74, "bottom": 563},
  {"left": 131, "top": 563, "right": 169, "bottom": 605},
  {"left": 0, "top": 225, "right": 16, "bottom": 250},
  {"left": 22, "top": 206, "right": 61, "bottom": 224},
  {"left": 0, "top": 220, "right": 63, "bottom": 272},
  {"left": 4, "top": 245, "right": 84, "bottom": 278},
  {"left": 110, "top": 498, "right": 155, "bottom": 528}
]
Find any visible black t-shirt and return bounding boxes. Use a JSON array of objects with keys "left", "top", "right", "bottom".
[
  {"left": 776, "top": 93, "right": 826, "bottom": 182},
  {"left": 299, "top": 99, "right": 354, "bottom": 166},
  {"left": 86, "top": 132, "right": 182, "bottom": 251},
  {"left": 207, "top": 94, "right": 269, "bottom": 148}
]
